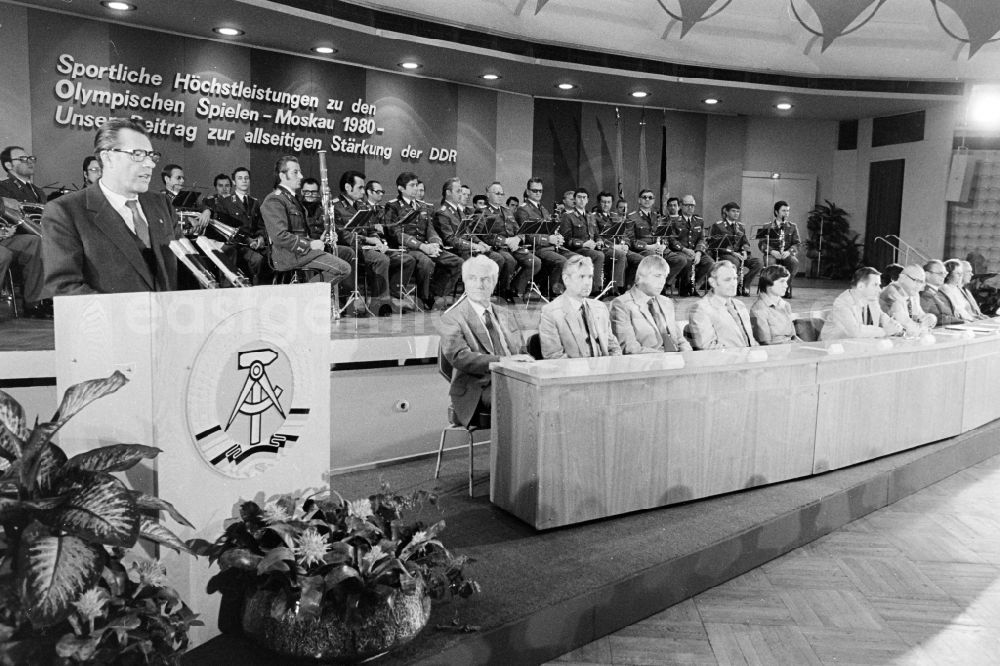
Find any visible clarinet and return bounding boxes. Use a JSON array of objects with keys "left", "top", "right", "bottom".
[{"left": 689, "top": 220, "right": 696, "bottom": 290}]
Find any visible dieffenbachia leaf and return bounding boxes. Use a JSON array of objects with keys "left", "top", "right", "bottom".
[
  {"left": 66, "top": 444, "right": 160, "bottom": 474},
  {"left": 51, "top": 371, "right": 128, "bottom": 428},
  {"left": 52, "top": 471, "right": 139, "bottom": 547},
  {"left": 0, "top": 390, "right": 29, "bottom": 442},
  {"left": 138, "top": 516, "right": 191, "bottom": 553},
  {"left": 0, "top": 423, "right": 22, "bottom": 462},
  {"left": 131, "top": 491, "right": 193, "bottom": 528},
  {"left": 18, "top": 523, "right": 103, "bottom": 626}
]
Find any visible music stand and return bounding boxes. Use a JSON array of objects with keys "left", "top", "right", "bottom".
[
  {"left": 597, "top": 221, "right": 629, "bottom": 299},
  {"left": 385, "top": 208, "right": 423, "bottom": 314},
  {"left": 517, "top": 219, "right": 558, "bottom": 307},
  {"left": 172, "top": 190, "right": 201, "bottom": 209},
  {"left": 339, "top": 209, "right": 378, "bottom": 318}
]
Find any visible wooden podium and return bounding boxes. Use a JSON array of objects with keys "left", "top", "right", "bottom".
[{"left": 53, "top": 285, "right": 332, "bottom": 646}]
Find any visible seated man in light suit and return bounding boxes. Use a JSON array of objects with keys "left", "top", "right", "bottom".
[
  {"left": 686, "top": 260, "right": 757, "bottom": 350},
  {"left": 539, "top": 253, "right": 622, "bottom": 358},
  {"left": 437, "top": 255, "right": 533, "bottom": 427},
  {"left": 878, "top": 264, "right": 936, "bottom": 335},
  {"left": 821, "top": 267, "right": 903, "bottom": 340},
  {"left": 940, "top": 259, "right": 979, "bottom": 322},
  {"left": 919, "top": 259, "right": 964, "bottom": 327},
  {"left": 610, "top": 255, "right": 690, "bottom": 353}
]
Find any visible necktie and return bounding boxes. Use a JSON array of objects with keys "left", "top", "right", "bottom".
[
  {"left": 483, "top": 309, "right": 508, "bottom": 356},
  {"left": 863, "top": 305, "right": 873, "bottom": 326},
  {"left": 580, "top": 303, "right": 602, "bottom": 357},
  {"left": 726, "top": 300, "right": 750, "bottom": 346},
  {"left": 124, "top": 199, "right": 150, "bottom": 247},
  {"left": 648, "top": 299, "right": 677, "bottom": 352}
]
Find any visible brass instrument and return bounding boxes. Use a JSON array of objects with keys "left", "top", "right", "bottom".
[
  {"left": 317, "top": 149, "right": 336, "bottom": 249},
  {"left": 1, "top": 197, "right": 44, "bottom": 238}
]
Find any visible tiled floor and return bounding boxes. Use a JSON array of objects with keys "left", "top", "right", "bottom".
[{"left": 549, "top": 453, "right": 1000, "bottom": 666}]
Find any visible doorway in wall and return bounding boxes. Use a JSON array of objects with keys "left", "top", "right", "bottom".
[{"left": 864, "top": 159, "right": 904, "bottom": 270}]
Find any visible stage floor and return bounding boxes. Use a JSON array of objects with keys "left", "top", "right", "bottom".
[{"left": 0, "top": 278, "right": 846, "bottom": 356}]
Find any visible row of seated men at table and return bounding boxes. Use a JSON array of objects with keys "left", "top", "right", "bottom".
[{"left": 438, "top": 254, "right": 986, "bottom": 426}]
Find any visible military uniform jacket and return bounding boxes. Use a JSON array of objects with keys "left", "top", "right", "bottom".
[
  {"left": 559, "top": 209, "right": 600, "bottom": 250},
  {"left": 261, "top": 186, "right": 324, "bottom": 271},
  {"left": 514, "top": 200, "right": 555, "bottom": 247},
  {"left": 333, "top": 194, "right": 374, "bottom": 247},
  {"left": 708, "top": 220, "right": 751, "bottom": 254},
  {"left": 667, "top": 215, "right": 707, "bottom": 253},
  {"left": 434, "top": 202, "right": 475, "bottom": 252},
  {"left": 217, "top": 193, "right": 263, "bottom": 237},
  {"left": 485, "top": 205, "right": 521, "bottom": 249},
  {"left": 625, "top": 210, "right": 661, "bottom": 251},
  {"left": 0, "top": 176, "right": 45, "bottom": 204},
  {"left": 758, "top": 221, "right": 800, "bottom": 254},
  {"left": 384, "top": 196, "right": 434, "bottom": 249}
]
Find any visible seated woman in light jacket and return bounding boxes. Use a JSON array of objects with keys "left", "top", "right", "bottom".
[{"left": 749, "top": 265, "right": 801, "bottom": 345}]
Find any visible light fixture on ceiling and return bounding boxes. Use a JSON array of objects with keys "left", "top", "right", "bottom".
[
  {"left": 400, "top": 61, "right": 421, "bottom": 70},
  {"left": 481, "top": 74, "right": 501, "bottom": 81},
  {"left": 771, "top": 173, "right": 781, "bottom": 180},
  {"left": 313, "top": 47, "right": 336, "bottom": 55},
  {"left": 213, "top": 27, "right": 244, "bottom": 37},
  {"left": 703, "top": 98, "right": 720, "bottom": 105},
  {"left": 557, "top": 83, "right": 576, "bottom": 90},
  {"left": 775, "top": 102, "right": 793, "bottom": 110},
  {"left": 631, "top": 91, "right": 649, "bottom": 99},
  {"left": 101, "top": 1, "right": 135, "bottom": 10}
]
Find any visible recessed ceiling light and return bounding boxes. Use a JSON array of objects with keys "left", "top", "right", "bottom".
[
  {"left": 101, "top": 1, "right": 135, "bottom": 10},
  {"left": 400, "top": 61, "right": 421, "bottom": 70},
  {"left": 313, "top": 46, "right": 336, "bottom": 55},
  {"left": 775, "top": 102, "right": 793, "bottom": 110},
  {"left": 557, "top": 83, "right": 576, "bottom": 90},
  {"left": 631, "top": 91, "right": 649, "bottom": 99},
  {"left": 481, "top": 74, "right": 501, "bottom": 81},
  {"left": 213, "top": 27, "right": 244, "bottom": 37},
  {"left": 703, "top": 98, "right": 720, "bottom": 105}
]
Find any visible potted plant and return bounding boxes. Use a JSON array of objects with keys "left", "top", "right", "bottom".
[
  {"left": 805, "top": 200, "right": 863, "bottom": 279},
  {"left": 192, "top": 485, "right": 479, "bottom": 662},
  {"left": 0, "top": 371, "right": 200, "bottom": 665}
]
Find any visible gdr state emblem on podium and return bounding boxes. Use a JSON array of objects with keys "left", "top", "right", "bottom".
[{"left": 186, "top": 310, "right": 313, "bottom": 478}]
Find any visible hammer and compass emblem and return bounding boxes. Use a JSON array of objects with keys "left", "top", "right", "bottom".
[{"left": 225, "top": 349, "right": 286, "bottom": 446}]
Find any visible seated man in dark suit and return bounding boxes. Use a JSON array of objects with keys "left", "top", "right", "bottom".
[
  {"left": 0, "top": 146, "right": 46, "bottom": 204},
  {"left": 919, "top": 259, "right": 964, "bottom": 327},
  {"left": 437, "top": 255, "right": 533, "bottom": 427},
  {"left": 42, "top": 118, "right": 179, "bottom": 297}
]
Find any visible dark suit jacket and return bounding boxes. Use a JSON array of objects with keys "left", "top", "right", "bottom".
[
  {"left": 0, "top": 177, "right": 45, "bottom": 204},
  {"left": 920, "top": 286, "right": 964, "bottom": 326},
  {"left": 260, "top": 187, "right": 323, "bottom": 271},
  {"left": 437, "top": 297, "right": 525, "bottom": 427},
  {"left": 41, "top": 186, "right": 178, "bottom": 296}
]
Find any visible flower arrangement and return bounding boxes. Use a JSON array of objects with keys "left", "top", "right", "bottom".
[
  {"left": 195, "top": 485, "right": 479, "bottom": 622},
  {"left": 0, "top": 372, "right": 199, "bottom": 665}
]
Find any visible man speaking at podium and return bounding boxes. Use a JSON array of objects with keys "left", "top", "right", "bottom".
[{"left": 42, "top": 119, "right": 179, "bottom": 296}]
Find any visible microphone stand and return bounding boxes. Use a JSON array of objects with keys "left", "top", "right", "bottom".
[{"left": 596, "top": 218, "right": 626, "bottom": 300}]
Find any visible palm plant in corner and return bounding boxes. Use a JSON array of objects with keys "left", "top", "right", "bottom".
[{"left": 0, "top": 371, "right": 200, "bottom": 665}]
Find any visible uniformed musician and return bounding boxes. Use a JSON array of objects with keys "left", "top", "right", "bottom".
[
  {"left": 708, "top": 202, "right": 762, "bottom": 297},
  {"left": 666, "top": 194, "right": 712, "bottom": 297}
]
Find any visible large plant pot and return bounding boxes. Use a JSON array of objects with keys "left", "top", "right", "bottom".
[{"left": 240, "top": 582, "right": 431, "bottom": 663}]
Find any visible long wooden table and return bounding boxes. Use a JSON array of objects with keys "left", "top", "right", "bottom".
[{"left": 490, "top": 323, "right": 1000, "bottom": 529}]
